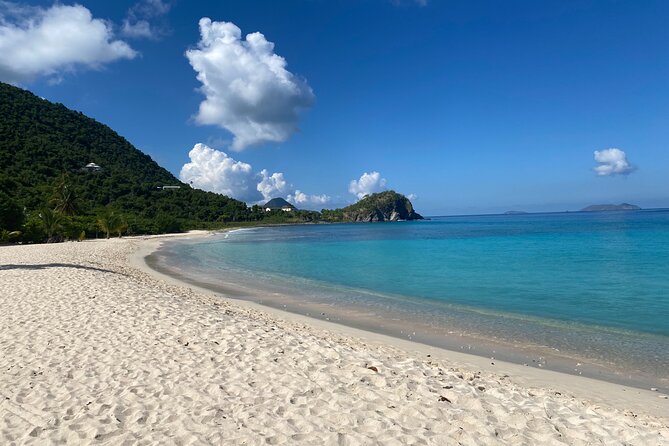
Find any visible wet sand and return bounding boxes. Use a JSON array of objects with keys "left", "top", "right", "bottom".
[{"left": 147, "top": 234, "right": 669, "bottom": 394}]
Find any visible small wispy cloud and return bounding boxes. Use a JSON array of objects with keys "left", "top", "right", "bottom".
[
  {"left": 122, "top": 0, "right": 171, "bottom": 40},
  {"left": 593, "top": 148, "right": 635, "bottom": 176},
  {"left": 391, "top": 0, "right": 428, "bottom": 7},
  {"left": 122, "top": 20, "right": 153, "bottom": 39}
]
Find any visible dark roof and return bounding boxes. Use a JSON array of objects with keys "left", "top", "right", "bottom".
[{"left": 264, "top": 197, "right": 296, "bottom": 209}]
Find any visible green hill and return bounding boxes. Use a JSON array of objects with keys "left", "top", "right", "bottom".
[
  {"left": 0, "top": 82, "right": 253, "bottom": 238},
  {"left": 0, "top": 82, "right": 423, "bottom": 242},
  {"left": 321, "top": 191, "right": 423, "bottom": 222},
  {"left": 263, "top": 198, "right": 296, "bottom": 210}
]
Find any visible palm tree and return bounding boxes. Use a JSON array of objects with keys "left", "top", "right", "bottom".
[
  {"left": 114, "top": 219, "right": 128, "bottom": 238},
  {"left": 51, "top": 173, "right": 78, "bottom": 216},
  {"left": 39, "top": 208, "right": 65, "bottom": 242},
  {"left": 54, "top": 187, "right": 78, "bottom": 215},
  {"left": 97, "top": 210, "right": 126, "bottom": 239},
  {"left": 97, "top": 214, "right": 114, "bottom": 239}
]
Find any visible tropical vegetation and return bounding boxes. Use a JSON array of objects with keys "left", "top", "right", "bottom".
[{"left": 0, "top": 82, "right": 420, "bottom": 244}]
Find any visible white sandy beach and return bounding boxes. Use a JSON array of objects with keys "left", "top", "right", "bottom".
[{"left": 1, "top": 236, "right": 668, "bottom": 445}]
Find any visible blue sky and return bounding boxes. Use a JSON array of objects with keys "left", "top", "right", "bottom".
[{"left": 1, "top": 0, "right": 667, "bottom": 215}]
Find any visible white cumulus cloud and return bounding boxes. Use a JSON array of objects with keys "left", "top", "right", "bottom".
[
  {"left": 593, "top": 148, "right": 635, "bottom": 176},
  {"left": 186, "top": 18, "right": 315, "bottom": 151},
  {"left": 287, "top": 190, "right": 331, "bottom": 207},
  {"left": 180, "top": 143, "right": 261, "bottom": 202},
  {"left": 257, "top": 170, "right": 290, "bottom": 201},
  {"left": 0, "top": 3, "right": 136, "bottom": 84},
  {"left": 180, "top": 144, "right": 329, "bottom": 208},
  {"left": 349, "top": 171, "right": 387, "bottom": 199},
  {"left": 256, "top": 169, "right": 330, "bottom": 207}
]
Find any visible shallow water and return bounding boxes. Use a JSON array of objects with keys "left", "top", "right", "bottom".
[{"left": 149, "top": 210, "right": 669, "bottom": 390}]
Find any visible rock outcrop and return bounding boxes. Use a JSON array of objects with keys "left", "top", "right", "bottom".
[{"left": 340, "top": 191, "right": 423, "bottom": 222}]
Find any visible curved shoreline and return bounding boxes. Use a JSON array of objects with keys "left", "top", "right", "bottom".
[
  {"left": 133, "top": 231, "right": 669, "bottom": 417},
  {"left": 140, "top": 228, "right": 669, "bottom": 394}
]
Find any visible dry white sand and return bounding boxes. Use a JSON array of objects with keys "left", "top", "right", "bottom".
[{"left": 1, "top": 236, "right": 668, "bottom": 445}]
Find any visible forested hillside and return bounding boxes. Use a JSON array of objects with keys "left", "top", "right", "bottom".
[
  {"left": 0, "top": 82, "right": 265, "bottom": 240},
  {"left": 0, "top": 82, "right": 419, "bottom": 243}
]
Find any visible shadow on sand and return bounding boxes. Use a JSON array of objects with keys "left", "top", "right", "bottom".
[{"left": 0, "top": 263, "right": 121, "bottom": 275}]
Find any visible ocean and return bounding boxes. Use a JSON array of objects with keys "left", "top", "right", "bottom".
[{"left": 147, "top": 210, "right": 669, "bottom": 390}]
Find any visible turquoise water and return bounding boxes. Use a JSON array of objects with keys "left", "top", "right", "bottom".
[{"left": 150, "top": 210, "right": 669, "bottom": 388}]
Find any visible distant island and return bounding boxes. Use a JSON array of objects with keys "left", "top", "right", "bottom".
[
  {"left": 504, "top": 211, "right": 528, "bottom": 215},
  {"left": 580, "top": 203, "right": 641, "bottom": 212}
]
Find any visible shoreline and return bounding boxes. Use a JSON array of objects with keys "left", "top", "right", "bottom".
[
  {"left": 135, "top": 231, "right": 669, "bottom": 417},
  {"left": 2, "top": 234, "right": 668, "bottom": 444},
  {"left": 143, "top": 229, "right": 669, "bottom": 395}
]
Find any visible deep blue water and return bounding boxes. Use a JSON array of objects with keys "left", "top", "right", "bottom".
[{"left": 152, "top": 210, "right": 669, "bottom": 386}]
